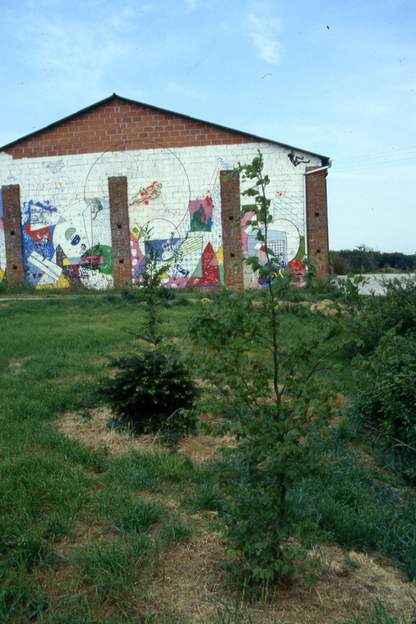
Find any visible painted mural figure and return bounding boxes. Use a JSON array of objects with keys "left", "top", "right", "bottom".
[{"left": 21, "top": 198, "right": 113, "bottom": 289}]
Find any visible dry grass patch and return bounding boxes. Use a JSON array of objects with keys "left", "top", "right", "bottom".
[
  {"left": 150, "top": 530, "right": 416, "bottom": 624},
  {"left": 178, "top": 435, "right": 235, "bottom": 463},
  {"left": 57, "top": 407, "right": 152, "bottom": 455},
  {"left": 57, "top": 407, "right": 233, "bottom": 462},
  {"left": 8, "top": 355, "right": 33, "bottom": 374},
  {"left": 329, "top": 393, "right": 349, "bottom": 412}
]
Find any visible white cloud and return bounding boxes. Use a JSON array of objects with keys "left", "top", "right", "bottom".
[{"left": 247, "top": 12, "right": 281, "bottom": 65}]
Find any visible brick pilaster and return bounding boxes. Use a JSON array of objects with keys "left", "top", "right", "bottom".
[
  {"left": 220, "top": 170, "right": 244, "bottom": 288},
  {"left": 305, "top": 167, "right": 329, "bottom": 275},
  {"left": 108, "top": 176, "right": 132, "bottom": 288},
  {"left": 1, "top": 184, "right": 25, "bottom": 285}
]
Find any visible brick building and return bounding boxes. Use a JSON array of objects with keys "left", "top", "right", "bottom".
[{"left": 0, "top": 94, "right": 330, "bottom": 289}]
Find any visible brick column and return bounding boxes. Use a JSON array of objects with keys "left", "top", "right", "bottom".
[
  {"left": 305, "top": 167, "right": 330, "bottom": 275},
  {"left": 1, "top": 184, "right": 25, "bottom": 285},
  {"left": 220, "top": 170, "right": 244, "bottom": 289},
  {"left": 108, "top": 176, "right": 132, "bottom": 288}
]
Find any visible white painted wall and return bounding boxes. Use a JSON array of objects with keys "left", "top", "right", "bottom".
[{"left": 0, "top": 142, "right": 320, "bottom": 288}]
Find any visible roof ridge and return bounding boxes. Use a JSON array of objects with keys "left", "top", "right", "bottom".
[{"left": 0, "top": 93, "right": 329, "bottom": 163}]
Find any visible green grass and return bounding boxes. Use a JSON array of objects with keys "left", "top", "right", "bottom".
[
  {"left": 0, "top": 297, "right": 195, "bottom": 623},
  {"left": 291, "top": 431, "right": 416, "bottom": 580},
  {"left": 0, "top": 294, "right": 414, "bottom": 622}
]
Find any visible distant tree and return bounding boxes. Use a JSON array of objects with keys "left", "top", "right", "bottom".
[
  {"left": 332, "top": 248, "right": 416, "bottom": 274},
  {"left": 329, "top": 251, "right": 351, "bottom": 275}
]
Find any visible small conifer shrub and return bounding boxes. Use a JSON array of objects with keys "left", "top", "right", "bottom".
[{"left": 101, "top": 350, "right": 197, "bottom": 434}]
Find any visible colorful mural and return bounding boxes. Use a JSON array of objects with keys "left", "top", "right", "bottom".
[
  {"left": 240, "top": 203, "right": 306, "bottom": 286},
  {"left": 0, "top": 141, "right": 318, "bottom": 290},
  {"left": 189, "top": 194, "right": 213, "bottom": 232},
  {"left": 22, "top": 198, "right": 113, "bottom": 289},
  {"left": 0, "top": 191, "right": 5, "bottom": 282},
  {"left": 131, "top": 225, "right": 220, "bottom": 289},
  {"left": 128, "top": 160, "right": 225, "bottom": 288},
  {"left": 131, "top": 181, "right": 162, "bottom": 207}
]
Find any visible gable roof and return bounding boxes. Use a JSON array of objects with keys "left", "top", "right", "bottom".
[{"left": 0, "top": 93, "right": 330, "bottom": 164}]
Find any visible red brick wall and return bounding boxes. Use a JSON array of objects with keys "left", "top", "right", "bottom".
[
  {"left": 305, "top": 167, "right": 329, "bottom": 275},
  {"left": 108, "top": 176, "right": 133, "bottom": 288},
  {"left": 1, "top": 185, "right": 25, "bottom": 284},
  {"left": 220, "top": 170, "right": 244, "bottom": 288},
  {"left": 5, "top": 98, "right": 257, "bottom": 160}
]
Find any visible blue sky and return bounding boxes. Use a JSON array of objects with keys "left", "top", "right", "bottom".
[{"left": 1, "top": 0, "right": 415, "bottom": 252}]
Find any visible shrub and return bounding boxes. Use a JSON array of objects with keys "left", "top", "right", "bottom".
[
  {"left": 358, "top": 335, "right": 416, "bottom": 442},
  {"left": 349, "top": 277, "right": 416, "bottom": 354},
  {"left": 158, "top": 407, "right": 198, "bottom": 449},
  {"left": 336, "top": 274, "right": 367, "bottom": 306},
  {"left": 355, "top": 334, "right": 416, "bottom": 481},
  {"left": 101, "top": 224, "right": 197, "bottom": 438},
  {"left": 101, "top": 350, "right": 197, "bottom": 434},
  {"left": 329, "top": 251, "right": 352, "bottom": 275}
]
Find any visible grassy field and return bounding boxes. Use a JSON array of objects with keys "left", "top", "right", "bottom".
[{"left": 0, "top": 293, "right": 415, "bottom": 623}]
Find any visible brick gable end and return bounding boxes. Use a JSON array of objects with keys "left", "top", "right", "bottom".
[{"left": 4, "top": 98, "right": 258, "bottom": 160}]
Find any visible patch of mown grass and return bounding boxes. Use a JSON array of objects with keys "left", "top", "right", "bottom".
[{"left": 0, "top": 298, "right": 197, "bottom": 623}]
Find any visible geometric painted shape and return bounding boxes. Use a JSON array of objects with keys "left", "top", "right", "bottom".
[
  {"left": 188, "top": 242, "right": 220, "bottom": 287},
  {"left": 269, "top": 218, "right": 300, "bottom": 263},
  {"left": 81, "top": 244, "right": 112, "bottom": 275},
  {"left": 189, "top": 195, "right": 213, "bottom": 232},
  {"left": 144, "top": 238, "right": 180, "bottom": 263},
  {"left": 268, "top": 230, "right": 288, "bottom": 264},
  {"left": 22, "top": 200, "right": 58, "bottom": 285}
]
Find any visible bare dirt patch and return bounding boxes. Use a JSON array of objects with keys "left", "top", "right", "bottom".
[{"left": 151, "top": 529, "right": 416, "bottom": 623}]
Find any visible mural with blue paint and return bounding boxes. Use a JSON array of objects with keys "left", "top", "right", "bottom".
[
  {"left": 22, "top": 198, "right": 114, "bottom": 289},
  {"left": 129, "top": 172, "right": 224, "bottom": 288}
]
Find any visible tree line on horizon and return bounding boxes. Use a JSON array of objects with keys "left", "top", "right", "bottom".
[{"left": 329, "top": 247, "right": 416, "bottom": 274}]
